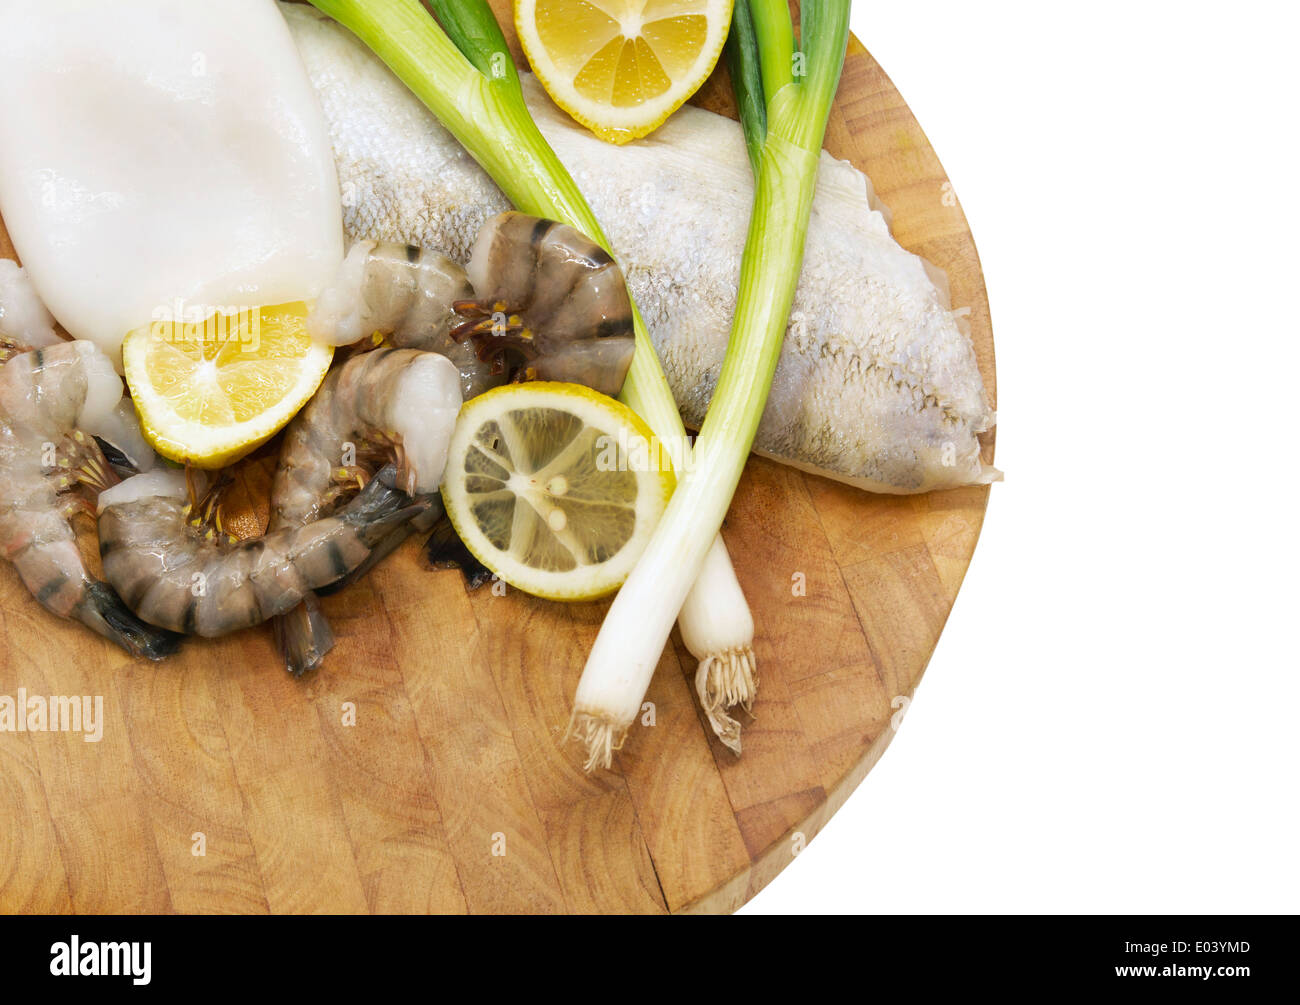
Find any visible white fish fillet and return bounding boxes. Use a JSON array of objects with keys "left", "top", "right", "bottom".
[
  {"left": 0, "top": 0, "right": 343, "bottom": 365},
  {"left": 283, "top": 4, "right": 997, "bottom": 494}
]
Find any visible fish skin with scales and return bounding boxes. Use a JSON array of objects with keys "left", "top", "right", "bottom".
[{"left": 281, "top": 3, "right": 998, "bottom": 494}]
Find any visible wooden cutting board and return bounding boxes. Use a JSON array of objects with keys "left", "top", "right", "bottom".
[{"left": 0, "top": 3, "right": 996, "bottom": 914}]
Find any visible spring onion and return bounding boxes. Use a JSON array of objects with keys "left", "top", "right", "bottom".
[
  {"left": 571, "top": 0, "right": 852, "bottom": 769},
  {"left": 307, "top": 0, "right": 759, "bottom": 752}
]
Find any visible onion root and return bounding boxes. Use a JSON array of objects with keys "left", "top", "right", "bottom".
[
  {"left": 567, "top": 709, "right": 628, "bottom": 773},
  {"left": 694, "top": 646, "right": 756, "bottom": 755}
]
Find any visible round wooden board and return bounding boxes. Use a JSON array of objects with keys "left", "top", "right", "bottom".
[{"left": 0, "top": 2, "right": 996, "bottom": 915}]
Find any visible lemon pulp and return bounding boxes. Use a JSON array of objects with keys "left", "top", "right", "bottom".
[
  {"left": 442, "top": 382, "right": 675, "bottom": 600},
  {"left": 123, "top": 301, "right": 333, "bottom": 468}
]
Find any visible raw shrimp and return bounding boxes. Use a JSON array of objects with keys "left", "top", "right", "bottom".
[
  {"left": 1, "top": 275, "right": 156, "bottom": 471},
  {"left": 0, "top": 259, "right": 61, "bottom": 362},
  {"left": 308, "top": 214, "right": 637, "bottom": 400},
  {"left": 98, "top": 463, "right": 432, "bottom": 638},
  {"left": 277, "top": 216, "right": 636, "bottom": 675},
  {"left": 458, "top": 212, "right": 636, "bottom": 398},
  {"left": 269, "top": 346, "right": 462, "bottom": 674},
  {"left": 0, "top": 340, "right": 180, "bottom": 658},
  {"left": 308, "top": 241, "right": 503, "bottom": 399}
]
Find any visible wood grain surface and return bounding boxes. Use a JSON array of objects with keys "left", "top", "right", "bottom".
[{"left": 0, "top": 1, "right": 996, "bottom": 914}]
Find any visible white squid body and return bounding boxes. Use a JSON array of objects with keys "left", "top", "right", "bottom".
[
  {"left": 283, "top": 4, "right": 997, "bottom": 494},
  {"left": 0, "top": 0, "right": 343, "bottom": 367}
]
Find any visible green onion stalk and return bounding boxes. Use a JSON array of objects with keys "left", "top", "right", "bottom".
[
  {"left": 307, "top": 0, "right": 759, "bottom": 757},
  {"left": 572, "top": 0, "right": 853, "bottom": 769}
]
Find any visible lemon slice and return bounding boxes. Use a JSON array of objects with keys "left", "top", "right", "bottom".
[
  {"left": 516, "top": 0, "right": 733, "bottom": 145},
  {"left": 441, "top": 382, "right": 675, "bottom": 600},
  {"left": 122, "top": 302, "right": 333, "bottom": 468}
]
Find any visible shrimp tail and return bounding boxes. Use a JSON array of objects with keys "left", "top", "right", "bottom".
[
  {"left": 92, "top": 435, "right": 141, "bottom": 479},
  {"left": 316, "top": 497, "right": 441, "bottom": 599},
  {"left": 341, "top": 464, "right": 433, "bottom": 543},
  {"left": 278, "top": 484, "right": 440, "bottom": 675},
  {"left": 80, "top": 580, "right": 184, "bottom": 661},
  {"left": 424, "top": 516, "right": 495, "bottom": 590},
  {"left": 277, "top": 490, "right": 439, "bottom": 674},
  {"left": 273, "top": 594, "right": 335, "bottom": 678}
]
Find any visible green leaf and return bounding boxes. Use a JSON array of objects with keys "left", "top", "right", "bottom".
[
  {"left": 726, "top": 0, "right": 768, "bottom": 172},
  {"left": 426, "top": 0, "right": 518, "bottom": 85}
]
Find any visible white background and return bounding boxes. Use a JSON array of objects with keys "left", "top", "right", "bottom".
[{"left": 745, "top": 0, "right": 1300, "bottom": 913}]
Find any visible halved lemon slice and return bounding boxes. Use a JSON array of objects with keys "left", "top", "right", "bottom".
[
  {"left": 516, "top": 0, "right": 733, "bottom": 145},
  {"left": 122, "top": 302, "right": 333, "bottom": 468},
  {"left": 441, "top": 382, "right": 675, "bottom": 600}
]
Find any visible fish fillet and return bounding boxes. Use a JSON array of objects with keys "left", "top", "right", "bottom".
[{"left": 282, "top": 4, "right": 997, "bottom": 494}]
